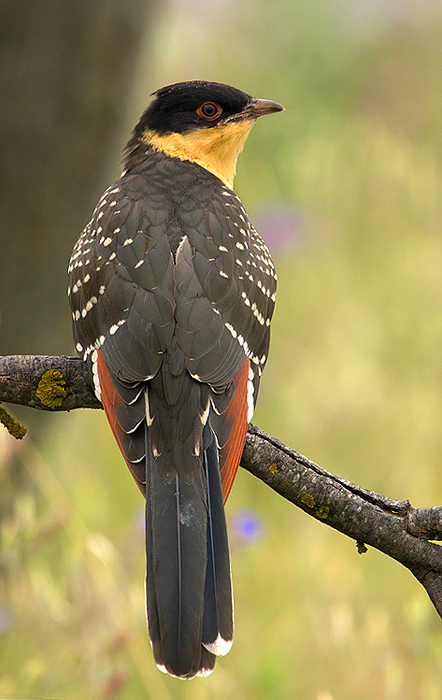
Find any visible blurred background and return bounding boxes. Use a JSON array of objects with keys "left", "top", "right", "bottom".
[{"left": 2, "top": 0, "right": 442, "bottom": 697}]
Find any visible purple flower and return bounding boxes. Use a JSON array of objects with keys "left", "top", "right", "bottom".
[
  {"left": 232, "top": 509, "right": 265, "bottom": 543},
  {"left": 254, "top": 204, "right": 305, "bottom": 252}
]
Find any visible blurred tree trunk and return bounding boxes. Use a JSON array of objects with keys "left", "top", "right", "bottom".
[
  {"left": 0, "top": 0, "right": 158, "bottom": 356},
  {"left": 0, "top": 1, "right": 160, "bottom": 513}
]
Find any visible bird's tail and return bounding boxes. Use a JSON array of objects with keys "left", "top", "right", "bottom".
[{"left": 145, "top": 429, "right": 233, "bottom": 679}]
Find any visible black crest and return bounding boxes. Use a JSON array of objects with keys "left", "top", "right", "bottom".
[{"left": 131, "top": 80, "right": 252, "bottom": 138}]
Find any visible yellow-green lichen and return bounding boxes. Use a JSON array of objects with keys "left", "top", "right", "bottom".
[
  {"left": 301, "top": 493, "right": 315, "bottom": 509},
  {"left": 316, "top": 506, "right": 330, "bottom": 520},
  {"left": 269, "top": 462, "right": 278, "bottom": 474},
  {"left": 36, "top": 370, "right": 67, "bottom": 408},
  {"left": 0, "top": 405, "right": 27, "bottom": 439}
]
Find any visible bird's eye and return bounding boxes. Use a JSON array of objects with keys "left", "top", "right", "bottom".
[{"left": 196, "top": 102, "right": 222, "bottom": 120}]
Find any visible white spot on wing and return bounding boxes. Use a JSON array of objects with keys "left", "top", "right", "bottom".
[
  {"left": 91, "top": 349, "right": 101, "bottom": 402},
  {"left": 145, "top": 392, "right": 153, "bottom": 426},
  {"left": 200, "top": 398, "right": 210, "bottom": 425},
  {"left": 247, "top": 365, "right": 255, "bottom": 423}
]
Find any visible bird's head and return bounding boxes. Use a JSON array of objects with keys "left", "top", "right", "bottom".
[{"left": 126, "top": 80, "right": 284, "bottom": 188}]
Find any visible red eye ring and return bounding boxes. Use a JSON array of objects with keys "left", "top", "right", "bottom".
[{"left": 196, "top": 101, "right": 223, "bottom": 120}]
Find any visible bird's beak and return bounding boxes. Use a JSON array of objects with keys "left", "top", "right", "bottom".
[
  {"left": 247, "top": 98, "right": 285, "bottom": 118},
  {"left": 223, "top": 98, "right": 284, "bottom": 124}
]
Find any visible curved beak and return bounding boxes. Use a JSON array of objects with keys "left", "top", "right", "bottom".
[
  {"left": 248, "top": 98, "right": 285, "bottom": 118},
  {"left": 224, "top": 98, "right": 285, "bottom": 124}
]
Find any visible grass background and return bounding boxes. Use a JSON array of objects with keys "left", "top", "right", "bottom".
[{"left": 2, "top": 1, "right": 442, "bottom": 697}]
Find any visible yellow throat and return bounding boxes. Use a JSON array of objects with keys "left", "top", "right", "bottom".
[{"left": 142, "top": 120, "right": 255, "bottom": 189}]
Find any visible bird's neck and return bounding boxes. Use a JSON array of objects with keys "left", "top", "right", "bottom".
[{"left": 140, "top": 121, "right": 255, "bottom": 189}]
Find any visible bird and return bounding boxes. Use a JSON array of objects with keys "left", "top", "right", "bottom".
[{"left": 68, "top": 80, "right": 283, "bottom": 679}]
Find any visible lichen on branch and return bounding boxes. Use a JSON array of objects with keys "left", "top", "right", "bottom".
[{"left": 2, "top": 352, "right": 442, "bottom": 620}]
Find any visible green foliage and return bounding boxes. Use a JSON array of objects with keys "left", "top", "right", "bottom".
[{"left": 3, "top": 2, "right": 442, "bottom": 698}]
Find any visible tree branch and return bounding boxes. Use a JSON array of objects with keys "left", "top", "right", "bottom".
[{"left": 2, "top": 353, "right": 442, "bottom": 617}]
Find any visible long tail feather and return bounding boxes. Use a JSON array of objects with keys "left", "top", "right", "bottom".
[
  {"left": 145, "top": 446, "right": 212, "bottom": 678},
  {"left": 202, "top": 434, "right": 234, "bottom": 655}
]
